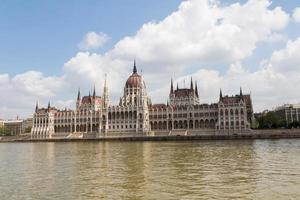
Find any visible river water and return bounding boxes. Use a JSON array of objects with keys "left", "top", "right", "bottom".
[{"left": 0, "top": 139, "right": 299, "bottom": 200}]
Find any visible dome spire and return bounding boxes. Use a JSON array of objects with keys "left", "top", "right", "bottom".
[{"left": 133, "top": 59, "right": 137, "bottom": 74}]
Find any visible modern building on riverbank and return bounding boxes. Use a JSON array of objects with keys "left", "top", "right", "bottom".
[
  {"left": 275, "top": 104, "right": 300, "bottom": 125},
  {"left": 31, "top": 62, "right": 254, "bottom": 138},
  {"left": 0, "top": 118, "right": 33, "bottom": 135},
  {"left": 2, "top": 120, "right": 23, "bottom": 135}
]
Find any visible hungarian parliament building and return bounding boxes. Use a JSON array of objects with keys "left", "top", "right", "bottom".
[{"left": 31, "top": 62, "right": 254, "bottom": 138}]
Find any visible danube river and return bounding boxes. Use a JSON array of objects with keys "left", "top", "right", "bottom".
[{"left": 0, "top": 139, "right": 300, "bottom": 199}]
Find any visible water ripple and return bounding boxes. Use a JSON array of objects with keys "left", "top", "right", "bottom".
[{"left": 0, "top": 139, "right": 300, "bottom": 199}]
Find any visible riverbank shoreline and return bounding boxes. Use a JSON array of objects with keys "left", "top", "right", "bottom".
[{"left": 1, "top": 129, "right": 300, "bottom": 143}]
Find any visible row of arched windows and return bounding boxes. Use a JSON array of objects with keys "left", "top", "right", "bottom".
[{"left": 150, "top": 119, "right": 216, "bottom": 130}]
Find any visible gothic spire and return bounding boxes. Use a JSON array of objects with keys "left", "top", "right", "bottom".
[
  {"left": 133, "top": 59, "right": 137, "bottom": 74},
  {"left": 195, "top": 81, "right": 198, "bottom": 97},
  {"left": 176, "top": 82, "right": 179, "bottom": 90},
  {"left": 170, "top": 78, "right": 174, "bottom": 94},
  {"left": 190, "top": 77, "right": 194, "bottom": 90},
  {"left": 219, "top": 89, "right": 223, "bottom": 101},
  {"left": 48, "top": 101, "right": 51, "bottom": 109}
]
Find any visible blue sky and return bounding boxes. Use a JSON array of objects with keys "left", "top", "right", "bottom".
[
  {"left": 0, "top": 0, "right": 182, "bottom": 75},
  {"left": 0, "top": 0, "right": 298, "bottom": 76},
  {"left": 1, "top": 0, "right": 300, "bottom": 119}
]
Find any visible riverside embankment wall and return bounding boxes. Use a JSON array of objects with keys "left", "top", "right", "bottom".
[{"left": 1, "top": 129, "right": 300, "bottom": 143}]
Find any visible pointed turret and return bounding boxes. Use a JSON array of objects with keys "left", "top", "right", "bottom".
[
  {"left": 170, "top": 78, "right": 174, "bottom": 94},
  {"left": 240, "top": 87, "right": 243, "bottom": 96},
  {"left": 240, "top": 86, "right": 244, "bottom": 101},
  {"left": 219, "top": 89, "right": 223, "bottom": 101},
  {"left": 48, "top": 101, "right": 51, "bottom": 109},
  {"left": 35, "top": 101, "right": 39, "bottom": 112},
  {"left": 176, "top": 82, "right": 179, "bottom": 90},
  {"left": 190, "top": 77, "right": 194, "bottom": 90},
  {"left": 77, "top": 88, "right": 81, "bottom": 101},
  {"left": 195, "top": 81, "right": 198, "bottom": 97},
  {"left": 133, "top": 59, "right": 137, "bottom": 74}
]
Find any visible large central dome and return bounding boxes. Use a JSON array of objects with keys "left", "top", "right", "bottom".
[{"left": 125, "top": 61, "right": 142, "bottom": 88}]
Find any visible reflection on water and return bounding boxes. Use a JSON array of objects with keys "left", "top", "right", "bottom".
[{"left": 0, "top": 140, "right": 300, "bottom": 200}]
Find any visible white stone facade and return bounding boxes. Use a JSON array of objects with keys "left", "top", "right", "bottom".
[{"left": 31, "top": 62, "right": 254, "bottom": 138}]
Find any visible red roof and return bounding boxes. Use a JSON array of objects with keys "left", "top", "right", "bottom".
[
  {"left": 36, "top": 107, "right": 57, "bottom": 114},
  {"left": 221, "top": 96, "right": 242, "bottom": 104},
  {"left": 150, "top": 104, "right": 167, "bottom": 109},
  {"left": 221, "top": 94, "right": 252, "bottom": 108},
  {"left": 174, "top": 88, "right": 194, "bottom": 98},
  {"left": 81, "top": 96, "right": 102, "bottom": 104}
]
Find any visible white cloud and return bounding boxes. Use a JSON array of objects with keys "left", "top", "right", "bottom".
[
  {"left": 270, "top": 38, "right": 300, "bottom": 73},
  {"left": 64, "top": 0, "right": 290, "bottom": 100},
  {"left": 78, "top": 32, "right": 109, "bottom": 50},
  {"left": 12, "top": 71, "right": 64, "bottom": 97},
  {"left": 262, "top": 33, "right": 287, "bottom": 43},
  {"left": 155, "top": 37, "right": 300, "bottom": 112},
  {"left": 63, "top": 52, "right": 130, "bottom": 96},
  {"left": 0, "top": 74, "right": 9, "bottom": 85},
  {"left": 0, "top": 0, "right": 295, "bottom": 119},
  {"left": 54, "top": 99, "right": 75, "bottom": 110},
  {"left": 293, "top": 7, "right": 300, "bottom": 22},
  {"left": 111, "top": 0, "right": 289, "bottom": 68},
  {"left": 0, "top": 71, "right": 65, "bottom": 119}
]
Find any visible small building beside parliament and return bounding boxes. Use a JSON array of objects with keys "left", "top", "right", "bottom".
[{"left": 31, "top": 62, "right": 255, "bottom": 138}]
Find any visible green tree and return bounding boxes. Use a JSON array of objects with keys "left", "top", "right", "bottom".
[
  {"left": 257, "top": 112, "right": 281, "bottom": 129},
  {"left": 288, "top": 121, "right": 300, "bottom": 129},
  {"left": 0, "top": 126, "right": 12, "bottom": 136},
  {"left": 25, "top": 126, "right": 32, "bottom": 133}
]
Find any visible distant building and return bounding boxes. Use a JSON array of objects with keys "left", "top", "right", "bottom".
[
  {"left": 3, "top": 120, "right": 23, "bottom": 135},
  {"left": 22, "top": 118, "right": 33, "bottom": 133},
  {"left": 0, "top": 118, "right": 33, "bottom": 135},
  {"left": 274, "top": 104, "right": 300, "bottom": 125},
  {"left": 31, "top": 61, "right": 254, "bottom": 138}
]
